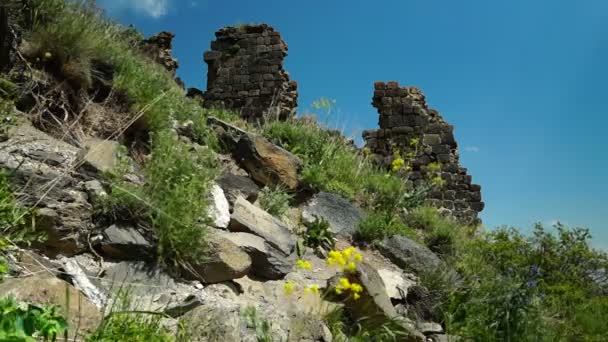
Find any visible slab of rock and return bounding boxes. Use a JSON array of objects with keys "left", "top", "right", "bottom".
[
  {"left": 335, "top": 262, "right": 425, "bottom": 341},
  {"left": 417, "top": 322, "right": 444, "bottom": 335},
  {"left": 216, "top": 172, "right": 260, "bottom": 207},
  {"left": 233, "top": 133, "right": 301, "bottom": 190},
  {"left": 206, "top": 184, "right": 230, "bottom": 228},
  {"left": 377, "top": 235, "right": 445, "bottom": 275},
  {"left": 186, "top": 230, "right": 251, "bottom": 284},
  {"left": 80, "top": 138, "right": 121, "bottom": 174},
  {"left": 0, "top": 123, "right": 92, "bottom": 256},
  {"left": 60, "top": 257, "right": 108, "bottom": 308},
  {"left": 378, "top": 268, "right": 416, "bottom": 301},
  {"left": 220, "top": 231, "right": 295, "bottom": 280},
  {"left": 302, "top": 191, "right": 365, "bottom": 238},
  {"left": 100, "top": 224, "right": 153, "bottom": 259},
  {"left": 229, "top": 196, "right": 295, "bottom": 255},
  {"left": 0, "top": 275, "right": 102, "bottom": 340}
]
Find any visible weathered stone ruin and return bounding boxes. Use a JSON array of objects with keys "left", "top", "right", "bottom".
[
  {"left": 363, "top": 81, "right": 484, "bottom": 225},
  {"left": 202, "top": 24, "right": 298, "bottom": 121},
  {"left": 141, "top": 31, "right": 179, "bottom": 76}
]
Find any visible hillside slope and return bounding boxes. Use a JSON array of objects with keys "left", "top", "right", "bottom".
[{"left": 0, "top": 1, "right": 606, "bottom": 341}]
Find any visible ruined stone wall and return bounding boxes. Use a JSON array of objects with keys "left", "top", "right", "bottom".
[
  {"left": 363, "top": 81, "right": 484, "bottom": 225},
  {"left": 141, "top": 31, "right": 179, "bottom": 76},
  {"left": 202, "top": 24, "right": 298, "bottom": 121}
]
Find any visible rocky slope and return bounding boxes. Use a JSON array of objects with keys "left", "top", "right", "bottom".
[{"left": 0, "top": 2, "right": 468, "bottom": 341}]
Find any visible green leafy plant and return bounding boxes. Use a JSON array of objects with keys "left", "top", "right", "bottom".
[
  {"left": 257, "top": 185, "right": 292, "bottom": 218},
  {"left": 240, "top": 306, "right": 273, "bottom": 342},
  {"left": 303, "top": 215, "right": 334, "bottom": 250},
  {"left": 0, "top": 296, "right": 68, "bottom": 342}
]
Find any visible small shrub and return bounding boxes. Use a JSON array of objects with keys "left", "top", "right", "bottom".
[
  {"left": 257, "top": 185, "right": 292, "bottom": 218},
  {"left": 356, "top": 211, "right": 417, "bottom": 243},
  {"left": 404, "top": 206, "right": 463, "bottom": 257},
  {"left": 145, "top": 131, "right": 218, "bottom": 264},
  {"left": 240, "top": 306, "right": 273, "bottom": 342},
  {"left": 86, "top": 289, "right": 176, "bottom": 342},
  {"left": 0, "top": 296, "right": 68, "bottom": 341},
  {"left": 303, "top": 215, "right": 334, "bottom": 250}
]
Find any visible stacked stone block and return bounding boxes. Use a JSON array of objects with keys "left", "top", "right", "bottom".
[
  {"left": 363, "top": 81, "right": 484, "bottom": 225},
  {"left": 202, "top": 24, "right": 298, "bottom": 121}
]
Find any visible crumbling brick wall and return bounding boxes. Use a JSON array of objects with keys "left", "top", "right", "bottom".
[
  {"left": 363, "top": 81, "right": 484, "bottom": 225},
  {"left": 202, "top": 24, "right": 297, "bottom": 121}
]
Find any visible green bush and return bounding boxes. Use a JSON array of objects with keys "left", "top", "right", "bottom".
[
  {"left": 442, "top": 224, "right": 608, "bottom": 341},
  {"left": 356, "top": 211, "right": 417, "bottom": 243},
  {"left": 0, "top": 296, "right": 68, "bottom": 341},
  {"left": 404, "top": 206, "right": 464, "bottom": 257},
  {"left": 145, "top": 131, "right": 218, "bottom": 264},
  {"left": 86, "top": 289, "right": 178, "bottom": 342},
  {"left": 257, "top": 185, "right": 292, "bottom": 218},
  {"left": 303, "top": 215, "right": 335, "bottom": 250}
]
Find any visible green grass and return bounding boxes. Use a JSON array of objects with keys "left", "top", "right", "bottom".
[
  {"left": 257, "top": 185, "right": 292, "bottom": 218},
  {"left": 86, "top": 289, "right": 179, "bottom": 342},
  {"left": 0, "top": 296, "right": 68, "bottom": 341},
  {"left": 260, "top": 118, "right": 416, "bottom": 210}
]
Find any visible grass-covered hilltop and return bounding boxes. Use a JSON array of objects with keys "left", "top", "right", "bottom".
[{"left": 0, "top": 1, "right": 607, "bottom": 341}]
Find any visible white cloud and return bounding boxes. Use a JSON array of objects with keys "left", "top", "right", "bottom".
[
  {"left": 464, "top": 146, "right": 480, "bottom": 153},
  {"left": 99, "top": 0, "right": 170, "bottom": 18}
]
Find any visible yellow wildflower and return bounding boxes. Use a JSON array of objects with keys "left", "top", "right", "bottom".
[
  {"left": 339, "top": 277, "right": 351, "bottom": 290},
  {"left": 343, "top": 246, "right": 356, "bottom": 258},
  {"left": 284, "top": 281, "right": 295, "bottom": 295},
  {"left": 350, "top": 283, "right": 364, "bottom": 293},
  {"left": 354, "top": 252, "right": 363, "bottom": 263},
  {"left": 335, "top": 287, "right": 343, "bottom": 295},
  {"left": 296, "top": 259, "right": 313, "bottom": 270},
  {"left": 353, "top": 293, "right": 361, "bottom": 300},
  {"left": 346, "top": 262, "right": 357, "bottom": 273},
  {"left": 305, "top": 285, "right": 320, "bottom": 294},
  {"left": 391, "top": 158, "right": 405, "bottom": 172}
]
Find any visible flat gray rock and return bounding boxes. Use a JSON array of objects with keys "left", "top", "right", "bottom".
[
  {"left": 229, "top": 196, "right": 295, "bottom": 255},
  {"left": 302, "top": 191, "right": 365, "bottom": 238}
]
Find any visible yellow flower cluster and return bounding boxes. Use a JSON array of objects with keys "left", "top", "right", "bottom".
[
  {"left": 296, "top": 259, "right": 313, "bottom": 270},
  {"left": 284, "top": 281, "right": 320, "bottom": 296},
  {"left": 305, "top": 285, "right": 320, "bottom": 294},
  {"left": 327, "top": 247, "right": 363, "bottom": 273},
  {"left": 391, "top": 157, "right": 405, "bottom": 172},
  {"left": 335, "top": 277, "right": 364, "bottom": 300}
]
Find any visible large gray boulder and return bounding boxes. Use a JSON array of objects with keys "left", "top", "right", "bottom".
[
  {"left": 233, "top": 133, "right": 301, "bottom": 190},
  {"left": 301, "top": 191, "right": 365, "bottom": 238},
  {"left": 80, "top": 137, "right": 121, "bottom": 175},
  {"left": 219, "top": 231, "right": 295, "bottom": 280},
  {"left": 216, "top": 172, "right": 260, "bottom": 207},
  {"left": 329, "top": 262, "right": 425, "bottom": 341},
  {"left": 186, "top": 230, "right": 252, "bottom": 284},
  {"left": 0, "top": 123, "right": 92, "bottom": 256},
  {"left": 100, "top": 224, "right": 153, "bottom": 260},
  {"left": 229, "top": 196, "right": 295, "bottom": 255},
  {"left": 377, "top": 235, "right": 445, "bottom": 275}
]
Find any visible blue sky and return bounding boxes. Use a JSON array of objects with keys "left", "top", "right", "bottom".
[{"left": 98, "top": 0, "right": 608, "bottom": 248}]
